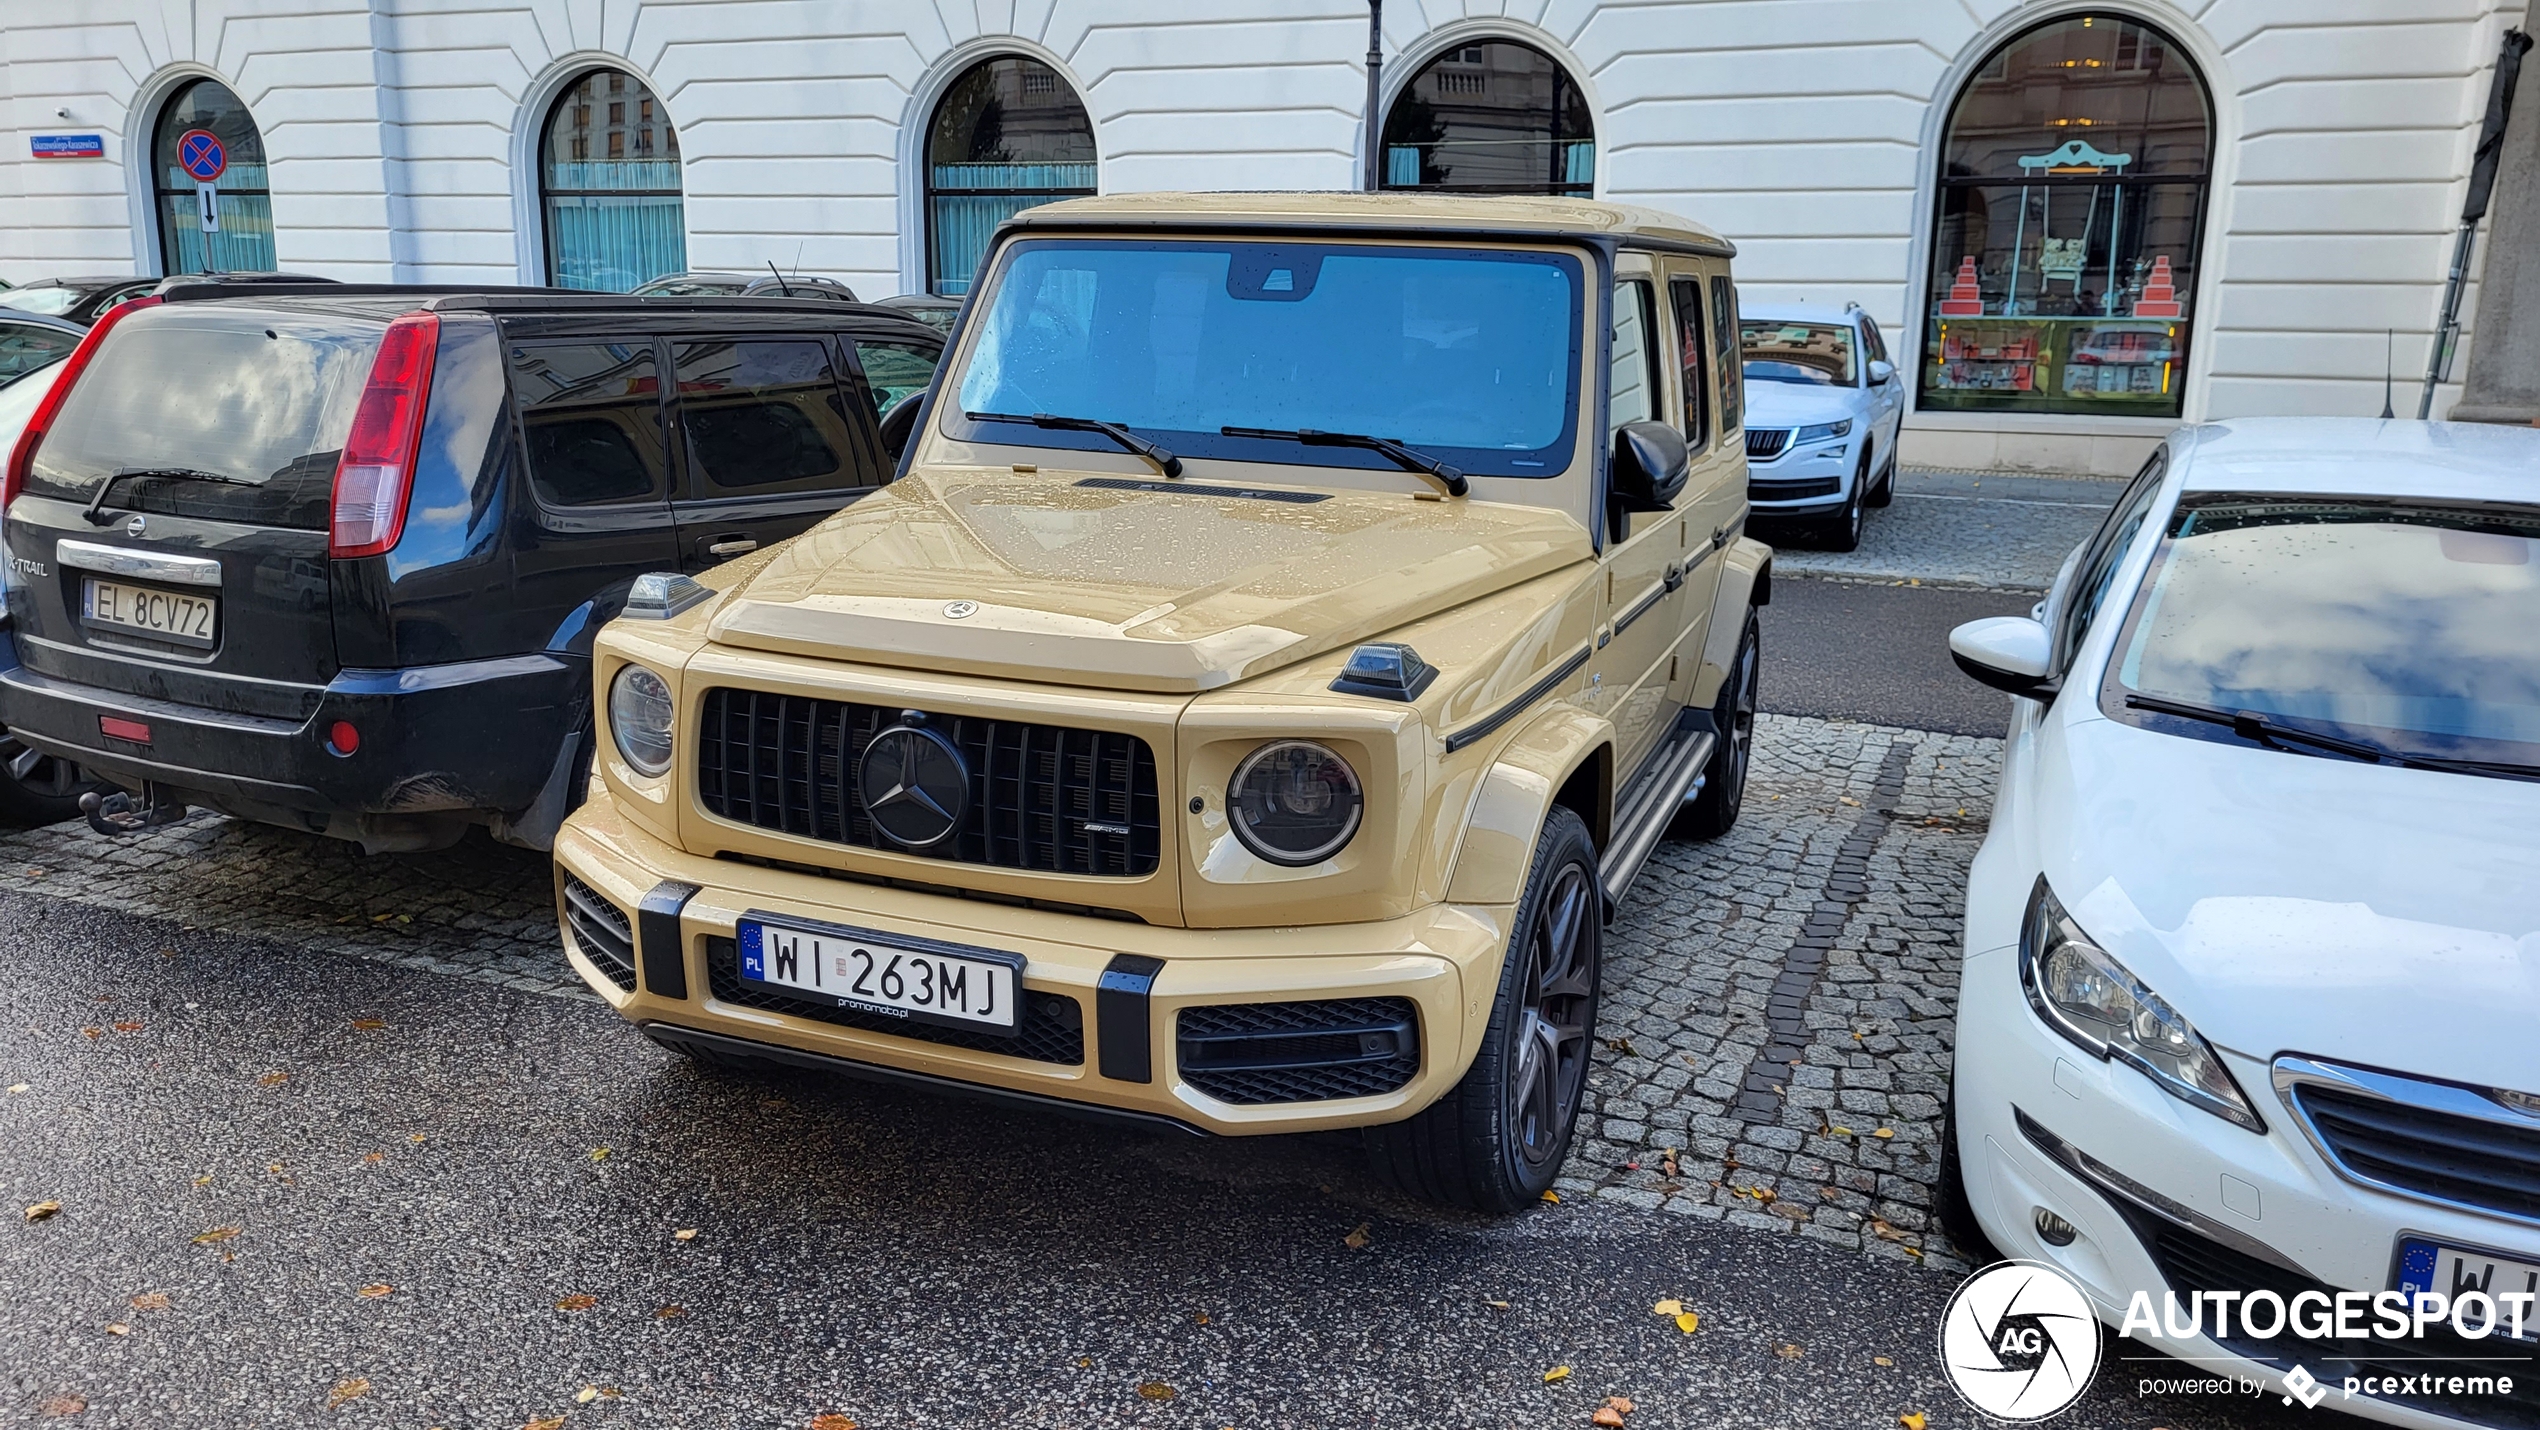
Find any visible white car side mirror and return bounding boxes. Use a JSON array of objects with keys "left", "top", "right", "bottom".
[
  {"left": 1867, "top": 358, "right": 1896, "bottom": 384},
  {"left": 1950, "top": 616, "right": 2059, "bottom": 700}
]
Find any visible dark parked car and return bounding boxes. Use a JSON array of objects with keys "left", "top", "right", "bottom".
[
  {"left": 0, "top": 283, "right": 942, "bottom": 851},
  {"left": 0, "top": 312, "right": 84, "bottom": 387},
  {"left": 0, "top": 276, "right": 159, "bottom": 326},
  {"left": 630, "top": 272, "right": 860, "bottom": 303},
  {"left": 872, "top": 293, "right": 959, "bottom": 334}
]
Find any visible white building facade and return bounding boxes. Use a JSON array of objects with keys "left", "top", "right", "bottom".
[{"left": 0, "top": 0, "right": 2527, "bottom": 472}]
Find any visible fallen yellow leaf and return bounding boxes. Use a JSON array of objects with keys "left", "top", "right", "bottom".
[
  {"left": 256, "top": 1072, "right": 288, "bottom": 1088},
  {"left": 556, "top": 1294, "right": 597, "bottom": 1311},
  {"left": 192, "top": 1226, "right": 241, "bottom": 1245},
  {"left": 6, "top": 1083, "right": 26, "bottom": 1093},
  {"left": 24, "top": 1200, "right": 62, "bottom": 1222},
  {"left": 408, "top": 1134, "right": 426, "bottom": 1143},
  {"left": 655, "top": 1304, "right": 686, "bottom": 1319},
  {"left": 1874, "top": 1355, "right": 1895, "bottom": 1367},
  {"left": 40, "top": 1395, "right": 86, "bottom": 1416},
  {"left": 1604, "top": 1398, "right": 1637, "bottom": 1415},
  {"left": 1900, "top": 1414, "right": 1928, "bottom": 1430},
  {"left": 576, "top": 1386, "right": 600, "bottom": 1404},
  {"left": 105, "top": 1323, "right": 130, "bottom": 1336},
  {"left": 362, "top": 1152, "right": 385, "bottom": 1164},
  {"left": 351, "top": 1018, "right": 388, "bottom": 1031},
  {"left": 80, "top": 1026, "right": 103, "bottom": 1040},
  {"left": 674, "top": 1228, "right": 698, "bottom": 1241},
  {"left": 357, "top": 1284, "right": 393, "bottom": 1299},
  {"left": 589, "top": 1147, "right": 610, "bottom": 1162},
  {"left": 1342, "top": 1222, "right": 1371, "bottom": 1250},
  {"left": 1137, "top": 1381, "right": 1176, "bottom": 1400},
  {"left": 1484, "top": 1299, "right": 1511, "bottom": 1309},
  {"left": 1872, "top": 1128, "right": 1896, "bottom": 1139},
  {"left": 1543, "top": 1365, "right": 1572, "bottom": 1383},
  {"left": 1651, "top": 1298, "right": 1683, "bottom": 1317},
  {"left": 525, "top": 1418, "right": 566, "bottom": 1430},
  {"left": 1194, "top": 1312, "right": 1210, "bottom": 1325},
  {"left": 1592, "top": 1409, "right": 1627, "bottom": 1428},
  {"left": 1776, "top": 1343, "right": 1804, "bottom": 1359},
  {"left": 1541, "top": 1190, "right": 1561, "bottom": 1203},
  {"left": 112, "top": 1021, "right": 143, "bottom": 1033},
  {"left": 326, "top": 1377, "right": 371, "bottom": 1409},
  {"left": 1675, "top": 1312, "right": 1700, "bottom": 1334},
  {"left": 1829, "top": 1126, "right": 1853, "bottom": 1136},
  {"left": 130, "top": 1292, "right": 171, "bottom": 1311},
  {"left": 811, "top": 1416, "right": 857, "bottom": 1430},
  {"left": 192, "top": 1175, "right": 213, "bottom": 1186}
]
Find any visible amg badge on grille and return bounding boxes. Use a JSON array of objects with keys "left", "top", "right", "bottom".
[{"left": 859, "top": 718, "right": 970, "bottom": 848}]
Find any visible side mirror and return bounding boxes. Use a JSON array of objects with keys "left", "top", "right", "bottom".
[
  {"left": 1950, "top": 617, "right": 2059, "bottom": 700},
  {"left": 1611, "top": 419, "right": 1690, "bottom": 516},
  {"left": 1867, "top": 359, "right": 1896, "bottom": 385}
]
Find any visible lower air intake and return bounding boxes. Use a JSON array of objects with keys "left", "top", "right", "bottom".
[
  {"left": 561, "top": 874, "right": 637, "bottom": 992},
  {"left": 1176, "top": 997, "right": 1420, "bottom": 1105}
]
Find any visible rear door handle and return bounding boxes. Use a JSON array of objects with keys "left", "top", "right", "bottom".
[{"left": 704, "top": 537, "right": 757, "bottom": 557}]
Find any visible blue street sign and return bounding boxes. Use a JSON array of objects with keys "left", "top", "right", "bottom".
[
  {"left": 31, "top": 134, "right": 106, "bottom": 159},
  {"left": 177, "top": 129, "right": 227, "bottom": 183}
]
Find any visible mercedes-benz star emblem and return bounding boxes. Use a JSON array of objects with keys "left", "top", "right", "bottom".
[
  {"left": 858, "top": 722, "right": 970, "bottom": 848},
  {"left": 943, "top": 600, "right": 978, "bottom": 619}
]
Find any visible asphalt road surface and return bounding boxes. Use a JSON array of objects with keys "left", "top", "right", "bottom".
[
  {"left": 1, "top": 897, "right": 2306, "bottom": 1429},
  {"left": 1758, "top": 577, "right": 2039, "bottom": 738}
]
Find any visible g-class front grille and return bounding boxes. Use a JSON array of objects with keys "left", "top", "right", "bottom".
[
  {"left": 561, "top": 874, "right": 637, "bottom": 992},
  {"left": 695, "top": 689, "right": 1161, "bottom": 878},
  {"left": 1176, "top": 997, "right": 1420, "bottom": 1105},
  {"left": 704, "top": 935, "right": 1084, "bottom": 1065}
]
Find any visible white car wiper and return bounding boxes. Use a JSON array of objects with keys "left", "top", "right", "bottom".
[
  {"left": 1219, "top": 426, "right": 1468, "bottom": 498},
  {"left": 967, "top": 411, "right": 1182, "bottom": 479}
]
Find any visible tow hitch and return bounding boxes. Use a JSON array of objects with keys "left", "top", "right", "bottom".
[{"left": 79, "top": 784, "right": 190, "bottom": 836}]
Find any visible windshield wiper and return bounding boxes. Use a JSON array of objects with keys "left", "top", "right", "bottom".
[
  {"left": 2123, "top": 694, "right": 2391, "bottom": 763},
  {"left": 2392, "top": 754, "right": 2540, "bottom": 783},
  {"left": 84, "top": 466, "right": 258, "bottom": 525},
  {"left": 1220, "top": 426, "right": 1468, "bottom": 498},
  {"left": 966, "top": 411, "right": 1181, "bottom": 478}
]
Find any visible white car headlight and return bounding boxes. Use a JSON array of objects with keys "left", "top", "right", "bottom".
[
  {"left": 1227, "top": 740, "right": 1363, "bottom": 865},
  {"left": 1795, "top": 419, "right": 1852, "bottom": 444},
  {"left": 608, "top": 665, "right": 676, "bottom": 777},
  {"left": 2019, "top": 878, "right": 2263, "bottom": 1131}
]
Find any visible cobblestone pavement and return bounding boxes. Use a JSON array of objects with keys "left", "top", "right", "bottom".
[
  {"left": 0, "top": 712, "right": 1998, "bottom": 1271},
  {"left": 1769, "top": 466, "right": 2123, "bottom": 591}
]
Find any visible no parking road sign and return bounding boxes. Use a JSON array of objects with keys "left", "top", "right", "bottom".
[{"left": 176, "top": 129, "right": 227, "bottom": 182}]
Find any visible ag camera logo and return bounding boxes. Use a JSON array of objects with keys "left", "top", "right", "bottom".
[{"left": 1940, "top": 1260, "right": 2102, "bottom": 1420}]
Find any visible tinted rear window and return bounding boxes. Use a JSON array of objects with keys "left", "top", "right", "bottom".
[{"left": 25, "top": 309, "right": 380, "bottom": 530}]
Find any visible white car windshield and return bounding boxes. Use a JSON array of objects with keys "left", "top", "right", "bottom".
[
  {"left": 2107, "top": 496, "right": 2540, "bottom": 774},
  {"left": 0, "top": 287, "right": 83, "bottom": 317},
  {"left": 948, "top": 238, "right": 1584, "bottom": 478},
  {"left": 1740, "top": 321, "right": 1856, "bottom": 386}
]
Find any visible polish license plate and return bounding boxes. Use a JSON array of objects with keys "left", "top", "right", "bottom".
[
  {"left": 737, "top": 914, "right": 1021, "bottom": 1034},
  {"left": 82, "top": 577, "right": 216, "bottom": 649},
  {"left": 2396, "top": 1237, "right": 2540, "bottom": 1340}
]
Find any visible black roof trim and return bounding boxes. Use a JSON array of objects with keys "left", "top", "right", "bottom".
[
  {"left": 991, "top": 214, "right": 1737, "bottom": 261},
  {"left": 153, "top": 282, "right": 934, "bottom": 324}
]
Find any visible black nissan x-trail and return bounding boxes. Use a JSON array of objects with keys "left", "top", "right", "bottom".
[{"left": 0, "top": 284, "right": 942, "bottom": 851}]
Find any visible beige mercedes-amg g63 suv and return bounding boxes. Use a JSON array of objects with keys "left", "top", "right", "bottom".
[{"left": 553, "top": 193, "right": 1770, "bottom": 1210}]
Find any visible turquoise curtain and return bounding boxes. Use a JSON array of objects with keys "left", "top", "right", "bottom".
[
  {"left": 928, "top": 162, "right": 1095, "bottom": 296},
  {"left": 156, "top": 191, "right": 276, "bottom": 274},
  {"left": 543, "top": 160, "right": 685, "bottom": 292}
]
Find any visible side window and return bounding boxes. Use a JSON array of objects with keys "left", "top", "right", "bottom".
[
  {"left": 671, "top": 339, "right": 865, "bottom": 494},
  {"left": 852, "top": 339, "right": 940, "bottom": 419},
  {"left": 1609, "top": 279, "right": 1659, "bottom": 434},
  {"left": 1669, "top": 277, "right": 1710, "bottom": 450},
  {"left": 0, "top": 324, "right": 81, "bottom": 383},
  {"left": 1860, "top": 316, "right": 1888, "bottom": 367},
  {"left": 2055, "top": 451, "right": 2168, "bottom": 671},
  {"left": 1709, "top": 274, "right": 1743, "bottom": 433},
  {"left": 509, "top": 341, "right": 668, "bottom": 507}
]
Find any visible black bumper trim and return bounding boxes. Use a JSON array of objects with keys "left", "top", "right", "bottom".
[
  {"left": 1096, "top": 953, "right": 1166, "bottom": 1083},
  {"left": 635, "top": 1022, "right": 1205, "bottom": 1136},
  {"left": 638, "top": 881, "right": 699, "bottom": 1000}
]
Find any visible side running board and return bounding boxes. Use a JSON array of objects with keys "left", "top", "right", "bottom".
[{"left": 1597, "top": 713, "right": 1716, "bottom": 914}]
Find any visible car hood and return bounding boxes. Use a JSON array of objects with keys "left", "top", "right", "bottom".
[
  {"left": 703, "top": 467, "right": 1593, "bottom": 693},
  {"left": 1741, "top": 380, "right": 1860, "bottom": 429},
  {"left": 2040, "top": 714, "right": 2540, "bottom": 1093}
]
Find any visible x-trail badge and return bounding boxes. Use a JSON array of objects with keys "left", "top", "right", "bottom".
[{"left": 859, "top": 721, "right": 969, "bottom": 848}]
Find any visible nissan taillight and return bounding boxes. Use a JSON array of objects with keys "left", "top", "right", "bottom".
[
  {"left": 2, "top": 294, "right": 163, "bottom": 515},
  {"left": 328, "top": 311, "right": 440, "bottom": 558}
]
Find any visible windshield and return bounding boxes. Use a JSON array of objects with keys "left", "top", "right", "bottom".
[
  {"left": 22, "top": 310, "right": 380, "bottom": 530},
  {"left": 2104, "top": 495, "right": 2540, "bottom": 771},
  {"left": 0, "top": 287, "right": 83, "bottom": 317},
  {"left": 1741, "top": 321, "right": 1857, "bottom": 386},
  {"left": 948, "top": 239, "right": 1583, "bottom": 478}
]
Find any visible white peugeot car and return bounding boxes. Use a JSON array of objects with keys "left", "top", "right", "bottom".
[
  {"left": 1738, "top": 302, "right": 1905, "bottom": 551},
  {"left": 1945, "top": 417, "right": 2540, "bottom": 1428}
]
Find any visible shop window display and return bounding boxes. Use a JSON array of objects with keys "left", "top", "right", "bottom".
[{"left": 1922, "top": 15, "right": 2211, "bottom": 417}]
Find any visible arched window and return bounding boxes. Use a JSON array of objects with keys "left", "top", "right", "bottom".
[
  {"left": 153, "top": 79, "right": 274, "bottom": 275},
  {"left": 1380, "top": 40, "right": 1594, "bottom": 197},
  {"left": 1921, "top": 14, "right": 2212, "bottom": 417},
  {"left": 540, "top": 69, "right": 686, "bottom": 292},
  {"left": 926, "top": 56, "right": 1097, "bottom": 296}
]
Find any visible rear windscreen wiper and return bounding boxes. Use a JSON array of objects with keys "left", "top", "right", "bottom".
[
  {"left": 1220, "top": 426, "right": 1468, "bottom": 498},
  {"left": 84, "top": 466, "right": 256, "bottom": 526},
  {"left": 2123, "top": 693, "right": 2389, "bottom": 763},
  {"left": 967, "top": 411, "right": 1182, "bottom": 478}
]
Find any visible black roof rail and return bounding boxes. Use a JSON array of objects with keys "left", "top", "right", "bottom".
[
  {"left": 153, "top": 283, "right": 932, "bottom": 325},
  {"left": 155, "top": 282, "right": 574, "bottom": 304}
]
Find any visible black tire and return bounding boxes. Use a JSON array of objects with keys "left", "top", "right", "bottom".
[
  {"left": 1676, "top": 608, "right": 1759, "bottom": 841},
  {"left": 1814, "top": 451, "right": 1869, "bottom": 551},
  {"left": 1367, "top": 805, "right": 1601, "bottom": 1212},
  {"left": 0, "top": 730, "right": 95, "bottom": 829},
  {"left": 1935, "top": 1070, "right": 1998, "bottom": 1262},
  {"left": 1865, "top": 444, "right": 1895, "bottom": 508}
]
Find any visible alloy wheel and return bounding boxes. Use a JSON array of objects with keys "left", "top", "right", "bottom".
[
  {"left": 1720, "top": 620, "right": 1758, "bottom": 820},
  {"left": 1505, "top": 862, "right": 1597, "bottom": 1173}
]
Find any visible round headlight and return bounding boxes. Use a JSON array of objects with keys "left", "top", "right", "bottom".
[
  {"left": 1227, "top": 740, "right": 1363, "bottom": 866},
  {"left": 607, "top": 665, "right": 675, "bottom": 777}
]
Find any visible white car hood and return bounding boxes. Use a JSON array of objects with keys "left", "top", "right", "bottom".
[
  {"left": 1742, "top": 380, "right": 1860, "bottom": 429},
  {"left": 2038, "top": 713, "right": 2540, "bottom": 1093}
]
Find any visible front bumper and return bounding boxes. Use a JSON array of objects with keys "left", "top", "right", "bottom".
[
  {"left": 1746, "top": 434, "right": 1857, "bottom": 513},
  {"left": 553, "top": 785, "right": 1515, "bottom": 1136},
  {"left": 1956, "top": 941, "right": 2540, "bottom": 1428}
]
